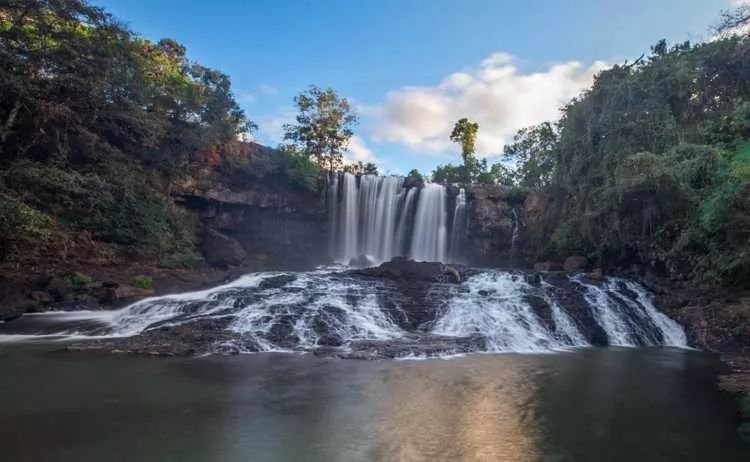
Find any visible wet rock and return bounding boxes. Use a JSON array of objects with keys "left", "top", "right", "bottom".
[
  {"left": 564, "top": 256, "right": 588, "bottom": 273},
  {"left": 258, "top": 274, "right": 296, "bottom": 290},
  {"left": 201, "top": 228, "right": 246, "bottom": 267},
  {"left": 337, "top": 334, "right": 486, "bottom": 360},
  {"left": 524, "top": 295, "right": 554, "bottom": 332},
  {"left": 587, "top": 268, "right": 605, "bottom": 281},
  {"left": 349, "top": 258, "right": 474, "bottom": 284},
  {"left": 316, "top": 334, "right": 344, "bottom": 347},
  {"left": 68, "top": 317, "right": 241, "bottom": 356}
]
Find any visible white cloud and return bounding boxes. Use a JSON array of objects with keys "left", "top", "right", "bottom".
[
  {"left": 372, "top": 53, "right": 609, "bottom": 157},
  {"left": 258, "top": 84, "right": 279, "bottom": 95},
  {"left": 345, "top": 135, "right": 378, "bottom": 163}
]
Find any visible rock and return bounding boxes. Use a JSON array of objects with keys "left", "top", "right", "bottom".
[
  {"left": 0, "top": 304, "right": 25, "bottom": 322},
  {"left": 563, "top": 256, "right": 588, "bottom": 273},
  {"left": 348, "top": 254, "right": 374, "bottom": 268},
  {"left": 46, "top": 276, "right": 73, "bottom": 299},
  {"left": 588, "top": 268, "right": 605, "bottom": 281},
  {"left": 201, "top": 228, "right": 246, "bottom": 267},
  {"left": 348, "top": 258, "right": 473, "bottom": 284},
  {"left": 106, "top": 285, "right": 155, "bottom": 302},
  {"left": 258, "top": 274, "right": 296, "bottom": 290},
  {"left": 316, "top": 334, "right": 344, "bottom": 347},
  {"left": 533, "top": 261, "right": 563, "bottom": 272},
  {"left": 68, "top": 317, "right": 249, "bottom": 356},
  {"left": 28, "top": 290, "right": 53, "bottom": 304}
]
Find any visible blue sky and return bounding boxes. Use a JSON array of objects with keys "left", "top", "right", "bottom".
[{"left": 95, "top": 0, "right": 732, "bottom": 174}]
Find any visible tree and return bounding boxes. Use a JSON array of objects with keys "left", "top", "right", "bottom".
[
  {"left": 283, "top": 85, "right": 358, "bottom": 173},
  {"left": 343, "top": 161, "right": 378, "bottom": 175},
  {"left": 715, "top": 4, "right": 750, "bottom": 35},
  {"left": 503, "top": 122, "right": 557, "bottom": 189},
  {"left": 449, "top": 118, "right": 482, "bottom": 181}
]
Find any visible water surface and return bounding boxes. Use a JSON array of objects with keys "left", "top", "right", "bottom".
[{"left": 0, "top": 344, "right": 747, "bottom": 461}]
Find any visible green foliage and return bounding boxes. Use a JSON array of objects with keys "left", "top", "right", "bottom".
[
  {"left": 0, "top": 0, "right": 256, "bottom": 263},
  {"left": 503, "top": 33, "right": 750, "bottom": 287},
  {"left": 551, "top": 220, "right": 584, "bottom": 255},
  {"left": 103, "top": 193, "right": 169, "bottom": 246},
  {"left": 0, "top": 195, "right": 54, "bottom": 257},
  {"left": 503, "top": 122, "right": 557, "bottom": 188},
  {"left": 432, "top": 164, "right": 469, "bottom": 183},
  {"left": 131, "top": 275, "right": 155, "bottom": 290},
  {"left": 283, "top": 85, "right": 358, "bottom": 172},
  {"left": 283, "top": 149, "right": 320, "bottom": 191},
  {"left": 70, "top": 272, "right": 94, "bottom": 288}
]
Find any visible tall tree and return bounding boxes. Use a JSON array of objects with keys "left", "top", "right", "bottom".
[
  {"left": 283, "top": 85, "right": 358, "bottom": 172},
  {"left": 449, "top": 118, "right": 482, "bottom": 182}
]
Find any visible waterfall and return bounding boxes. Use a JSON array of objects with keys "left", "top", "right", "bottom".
[
  {"left": 449, "top": 188, "right": 467, "bottom": 262},
  {"left": 3, "top": 269, "right": 689, "bottom": 357},
  {"left": 410, "top": 183, "right": 448, "bottom": 262},
  {"left": 330, "top": 173, "right": 453, "bottom": 265},
  {"left": 340, "top": 173, "right": 359, "bottom": 262}
]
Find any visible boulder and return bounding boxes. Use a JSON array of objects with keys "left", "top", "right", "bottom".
[
  {"left": 564, "top": 255, "right": 588, "bottom": 273},
  {"left": 46, "top": 276, "right": 73, "bottom": 300},
  {"left": 201, "top": 228, "right": 246, "bottom": 267},
  {"left": 348, "top": 258, "right": 473, "bottom": 284}
]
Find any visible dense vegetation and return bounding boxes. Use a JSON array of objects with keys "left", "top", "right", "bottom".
[
  {"left": 0, "top": 0, "right": 260, "bottom": 264},
  {"left": 503, "top": 34, "right": 750, "bottom": 287}
]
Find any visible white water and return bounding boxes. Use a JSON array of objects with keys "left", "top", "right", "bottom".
[
  {"left": 0, "top": 268, "right": 688, "bottom": 355},
  {"left": 410, "top": 183, "right": 448, "bottom": 262},
  {"left": 448, "top": 188, "right": 467, "bottom": 262},
  {"left": 329, "top": 173, "right": 456, "bottom": 264}
]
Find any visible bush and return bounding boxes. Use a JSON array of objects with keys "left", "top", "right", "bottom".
[
  {"left": 283, "top": 150, "right": 319, "bottom": 191},
  {"left": 130, "top": 275, "right": 154, "bottom": 289},
  {"left": 0, "top": 196, "right": 54, "bottom": 259},
  {"left": 551, "top": 220, "right": 584, "bottom": 254},
  {"left": 70, "top": 272, "right": 94, "bottom": 287},
  {"left": 104, "top": 193, "right": 169, "bottom": 246}
]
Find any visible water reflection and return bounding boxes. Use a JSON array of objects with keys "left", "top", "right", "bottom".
[
  {"left": 0, "top": 345, "right": 748, "bottom": 462},
  {"left": 371, "top": 358, "right": 540, "bottom": 461}
]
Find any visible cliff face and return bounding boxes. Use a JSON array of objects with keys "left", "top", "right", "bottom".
[
  {"left": 463, "top": 185, "right": 554, "bottom": 266},
  {"left": 176, "top": 181, "right": 329, "bottom": 271}
]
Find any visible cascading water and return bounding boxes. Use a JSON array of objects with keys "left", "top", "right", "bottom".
[
  {"left": 329, "top": 173, "right": 455, "bottom": 264},
  {"left": 448, "top": 188, "right": 467, "bottom": 263},
  {"left": 409, "top": 183, "right": 448, "bottom": 262},
  {"left": 2, "top": 268, "right": 689, "bottom": 357}
]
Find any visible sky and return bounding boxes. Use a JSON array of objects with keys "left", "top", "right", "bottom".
[{"left": 94, "top": 0, "right": 735, "bottom": 174}]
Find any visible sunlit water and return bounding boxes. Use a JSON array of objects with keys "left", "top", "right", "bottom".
[{"left": 0, "top": 344, "right": 747, "bottom": 462}]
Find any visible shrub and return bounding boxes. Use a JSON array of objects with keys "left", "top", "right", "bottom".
[
  {"left": 130, "top": 275, "right": 154, "bottom": 289},
  {"left": 283, "top": 150, "right": 319, "bottom": 191},
  {"left": 104, "top": 193, "right": 169, "bottom": 246},
  {"left": 0, "top": 196, "right": 54, "bottom": 259},
  {"left": 70, "top": 272, "right": 94, "bottom": 288}
]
